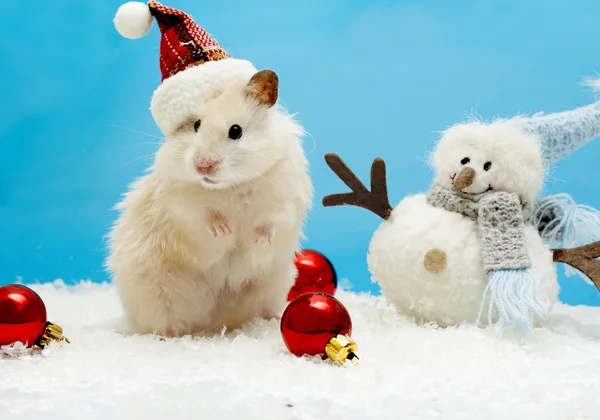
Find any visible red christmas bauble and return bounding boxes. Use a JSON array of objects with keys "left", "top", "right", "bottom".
[
  {"left": 280, "top": 292, "right": 352, "bottom": 359},
  {"left": 287, "top": 249, "right": 337, "bottom": 301},
  {"left": 0, "top": 285, "right": 47, "bottom": 347}
]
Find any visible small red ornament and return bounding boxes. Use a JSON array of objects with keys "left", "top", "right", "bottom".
[
  {"left": 287, "top": 249, "right": 337, "bottom": 301},
  {"left": 280, "top": 292, "right": 360, "bottom": 366},
  {"left": 0, "top": 284, "right": 69, "bottom": 348}
]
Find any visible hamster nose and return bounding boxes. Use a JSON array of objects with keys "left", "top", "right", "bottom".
[
  {"left": 451, "top": 167, "right": 476, "bottom": 192},
  {"left": 195, "top": 155, "right": 222, "bottom": 174}
]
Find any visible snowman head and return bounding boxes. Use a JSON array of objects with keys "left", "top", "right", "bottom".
[{"left": 431, "top": 120, "right": 544, "bottom": 204}]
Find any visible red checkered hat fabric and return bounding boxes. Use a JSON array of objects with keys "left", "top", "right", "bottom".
[{"left": 148, "top": 0, "right": 231, "bottom": 81}]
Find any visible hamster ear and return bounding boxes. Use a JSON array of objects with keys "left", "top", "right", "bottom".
[{"left": 246, "top": 69, "right": 279, "bottom": 108}]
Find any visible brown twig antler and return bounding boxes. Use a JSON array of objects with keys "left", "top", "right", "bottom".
[
  {"left": 553, "top": 241, "right": 600, "bottom": 291},
  {"left": 322, "top": 153, "right": 393, "bottom": 220}
]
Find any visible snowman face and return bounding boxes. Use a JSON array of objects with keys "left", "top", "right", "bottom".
[{"left": 431, "top": 121, "right": 543, "bottom": 203}]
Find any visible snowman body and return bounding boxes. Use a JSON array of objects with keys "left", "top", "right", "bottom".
[{"left": 368, "top": 193, "right": 560, "bottom": 326}]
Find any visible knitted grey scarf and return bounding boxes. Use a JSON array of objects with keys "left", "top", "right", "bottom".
[{"left": 426, "top": 185, "right": 532, "bottom": 272}]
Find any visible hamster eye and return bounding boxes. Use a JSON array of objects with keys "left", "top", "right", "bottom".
[
  {"left": 193, "top": 119, "right": 201, "bottom": 132},
  {"left": 460, "top": 157, "right": 470, "bottom": 165},
  {"left": 483, "top": 162, "right": 492, "bottom": 171},
  {"left": 228, "top": 124, "right": 243, "bottom": 140}
]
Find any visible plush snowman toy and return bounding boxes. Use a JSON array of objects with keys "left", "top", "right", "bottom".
[{"left": 324, "top": 98, "right": 600, "bottom": 331}]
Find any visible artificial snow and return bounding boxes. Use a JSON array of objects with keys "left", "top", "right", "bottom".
[{"left": 2, "top": 281, "right": 600, "bottom": 420}]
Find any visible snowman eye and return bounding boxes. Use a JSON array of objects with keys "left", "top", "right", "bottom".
[
  {"left": 483, "top": 162, "right": 492, "bottom": 171},
  {"left": 460, "top": 157, "right": 470, "bottom": 165}
]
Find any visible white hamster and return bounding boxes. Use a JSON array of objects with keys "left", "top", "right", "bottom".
[{"left": 106, "top": 69, "right": 313, "bottom": 337}]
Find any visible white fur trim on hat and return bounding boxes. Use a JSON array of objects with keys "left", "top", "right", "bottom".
[
  {"left": 114, "top": 1, "right": 153, "bottom": 39},
  {"left": 150, "top": 58, "right": 257, "bottom": 135}
]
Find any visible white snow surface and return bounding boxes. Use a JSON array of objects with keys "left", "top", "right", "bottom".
[{"left": 2, "top": 281, "right": 600, "bottom": 420}]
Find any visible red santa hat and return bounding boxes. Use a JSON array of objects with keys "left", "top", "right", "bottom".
[{"left": 113, "top": 0, "right": 257, "bottom": 134}]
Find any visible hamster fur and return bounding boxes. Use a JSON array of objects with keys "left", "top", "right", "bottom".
[{"left": 106, "top": 71, "right": 313, "bottom": 337}]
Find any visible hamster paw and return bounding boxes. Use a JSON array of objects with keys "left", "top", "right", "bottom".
[
  {"left": 261, "top": 308, "right": 281, "bottom": 321},
  {"left": 157, "top": 327, "right": 178, "bottom": 339},
  {"left": 209, "top": 211, "right": 232, "bottom": 237},
  {"left": 252, "top": 223, "right": 274, "bottom": 246}
]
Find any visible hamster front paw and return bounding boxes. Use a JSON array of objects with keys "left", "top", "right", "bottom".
[
  {"left": 209, "top": 210, "right": 232, "bottom": 238},
  {"left": 252, "top": 222, "right": 274, "bottom": 246}
]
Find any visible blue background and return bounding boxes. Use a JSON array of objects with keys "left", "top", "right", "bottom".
[{"left": 2, "top": 0, "right": 600, "bottom": 305}]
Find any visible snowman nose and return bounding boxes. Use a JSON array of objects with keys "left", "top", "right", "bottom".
[{"left": 452, "top": 167, "right": 476, "bottom": 192}]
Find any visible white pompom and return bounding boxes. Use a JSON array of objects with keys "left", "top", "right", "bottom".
[{"left": 114, "top": 2, "right": 153, "bottom": 39}]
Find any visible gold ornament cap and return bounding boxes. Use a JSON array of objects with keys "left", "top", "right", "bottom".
[
  {"left": 37, "top": 321, "right": 70, "bottom": 348},
  {"left": 325, "top": 334, "right": 360, "bottom": 366}
]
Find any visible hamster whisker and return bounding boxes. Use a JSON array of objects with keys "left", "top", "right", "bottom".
[
  {"left": 303, "top": 131, "right": 317, "bottom": 155},
  {"left": 119, "top": 153, "right": 156, "bottom": 169},
  {"left": 221, "top": 166, "right": 245, "bottom": 194},
  {"left": 249, "top": 171, "right": 277, "bottom": 189},
  {"left": 109, "top": 125, "right": 164, "bottom": 141},
  {"left": 119, "top": 141, "right": 163, "bottom": 150}
]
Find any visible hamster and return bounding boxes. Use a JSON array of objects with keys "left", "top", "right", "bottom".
[{"left": 106, "top": 70, "right": 313, "bottom": 337}]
